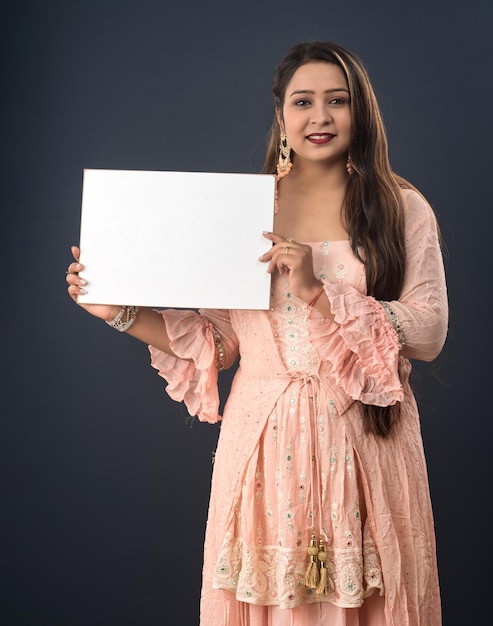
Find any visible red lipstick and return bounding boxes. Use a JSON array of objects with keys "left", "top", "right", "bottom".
[{"left": 306, "top": 133, "right": 335, "bottom": 144}]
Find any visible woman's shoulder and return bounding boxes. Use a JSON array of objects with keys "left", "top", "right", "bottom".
[
  {"left": 400, "top": 186, "right": 431, "bottom": 210},
  {"left": 399, "top": 186, "right": 440, "bottom": 237}
]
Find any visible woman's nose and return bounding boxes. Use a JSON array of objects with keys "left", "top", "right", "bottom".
[{"left": 310, "top": 103, "right": 331, "bottom": 125}]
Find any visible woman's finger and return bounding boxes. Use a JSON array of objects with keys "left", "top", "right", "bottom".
[
  {"left": 66, "top": 247, "right": 83, "bottom": 278},
  {"left": 67, "top": 284, "right": 86, "bottom": 302},
  {"left": 67, "top": 261, "right": 82, "bottom": 272},
  {"left": 262, "top": 231, "right": 296, "bottom": 245},
  {"left": 260, "top": 238, "right": 299, "bottom": 263},
  {"left": 66, "top": 245, "right": 87, "bottom": 295},
  {"left": 265, "top": 245, "right": 297, "bottom": 274},
  {"left": 66, "top": 271, "right": 87, "bottom": 287}
]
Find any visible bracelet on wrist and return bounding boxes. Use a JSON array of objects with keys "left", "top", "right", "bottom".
[
  {"left": 308, "top": 285, "right": 325, "bottom": 308},
  {"left": 106, "top": 305, "right": 139, "bottom": 332}
]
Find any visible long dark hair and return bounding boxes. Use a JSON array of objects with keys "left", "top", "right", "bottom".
[{"left": 265, "top": 41, "right": 409, "bottom": 437}]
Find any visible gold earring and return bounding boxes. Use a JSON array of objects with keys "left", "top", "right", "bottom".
[
  {"left": 346, "top": 154, "right": 354, "bottom": 175},
  {"left": 277, "top": 132, "right": 293, "bottom": 178}
]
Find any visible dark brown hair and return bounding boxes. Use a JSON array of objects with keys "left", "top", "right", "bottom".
[{"left": 265, "top": 41, "right": 410, "bottom": 437}]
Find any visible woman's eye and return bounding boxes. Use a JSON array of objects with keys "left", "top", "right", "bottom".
[
  {"left": 294, "top": 99, "right": 310, "bottom": 106},
  {"left": 329, "top": 97, "right": 347, "bottom": 105}
]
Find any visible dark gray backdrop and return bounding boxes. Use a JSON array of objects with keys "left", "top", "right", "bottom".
[{"left": 2, "top": 0, "right": 492, "bottom": 624}]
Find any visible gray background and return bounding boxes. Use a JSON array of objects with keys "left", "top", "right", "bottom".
[{"left": 2, "top": 0, "right": 492, "bottom": 624}]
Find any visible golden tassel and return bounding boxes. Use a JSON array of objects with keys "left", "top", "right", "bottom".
[
  {"left": 304, "top": 533, "right": 320, "bottom": 589},
  {"left": 316, "top": 539, "right": 332, "bottom": 595}
]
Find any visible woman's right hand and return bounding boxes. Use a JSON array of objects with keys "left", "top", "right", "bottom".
[{"left": 66, "top": 245, "right": 121, "bottom": 322}]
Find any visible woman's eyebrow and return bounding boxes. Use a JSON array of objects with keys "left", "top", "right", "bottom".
[{"left": 288, "top": 88, "right": 350, "bottom": 97}]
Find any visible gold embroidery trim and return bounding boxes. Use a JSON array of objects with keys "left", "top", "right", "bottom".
[
  {"left": 213, "top": 328, "right": 226, "bottom": 371},
  {"left": 379, "top": 301, "right": 406, "bottom": 347}
]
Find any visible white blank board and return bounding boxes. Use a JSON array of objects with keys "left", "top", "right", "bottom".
[{"left": 78, "top": 169, "right": 275, "bottom": 309}]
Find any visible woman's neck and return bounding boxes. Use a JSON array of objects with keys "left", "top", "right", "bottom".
[
  {"left": 274, "top": 159, "right": 350, "bottom": 241},
  {"left": 288, "top": 158, "right": 348, "bottom": 191},
  {"left": 279, "top": 160, "right": 349, "bottom": 204}
]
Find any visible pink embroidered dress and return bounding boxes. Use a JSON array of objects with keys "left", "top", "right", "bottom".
[{"left": 149, "top": 189, "right": 448, "bottom": 626}]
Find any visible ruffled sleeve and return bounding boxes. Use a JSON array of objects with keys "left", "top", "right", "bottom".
[
  {"left": 148, "top": 309, "right": 238, "bottom": 423},
  {"left": 310, "top": 284, "right": 404, "bottom": 406},
  {"left": 309, "top": 189, "right": 448, "bottom": 407}
]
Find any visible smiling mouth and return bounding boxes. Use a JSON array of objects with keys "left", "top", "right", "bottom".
[{"left": 306, "top": 133, "right": 335, "bottom": 143}]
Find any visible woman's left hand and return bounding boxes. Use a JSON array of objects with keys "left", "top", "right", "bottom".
[{"left": 260, "top": 232, "right": 323, "bottom": 304}]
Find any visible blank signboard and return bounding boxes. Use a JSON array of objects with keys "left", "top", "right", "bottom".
[{"left": 78, "top": 169, "right": 275, "bottom": 310}]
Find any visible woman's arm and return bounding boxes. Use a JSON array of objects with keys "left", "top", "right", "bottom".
[
  {"left": 305, "top": 189, "right": 447, "bottom": 406},
  {"left": 66, "top": 247, "right": 239, "bottom": 422},
  {"left": 261, "top": 189, "right": 448, "bottom": 364},
  {"left": 382, "top": 189, "right": 448, "bottom": 361}
]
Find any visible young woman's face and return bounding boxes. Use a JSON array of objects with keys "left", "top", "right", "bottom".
[{"left": 280, "top": 61, "right": 352, "bottom": 168}]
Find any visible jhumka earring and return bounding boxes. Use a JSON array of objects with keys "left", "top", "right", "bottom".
[
  {"left": 346, "top": 154, "right": 354, "bottom": 175},
  {"left": 277, "top": 131, "right": 293, "bottom": 178}
]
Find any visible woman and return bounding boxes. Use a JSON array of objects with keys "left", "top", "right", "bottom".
[{"left": 67, "top": 41, "right": 448, "bottom": 625}]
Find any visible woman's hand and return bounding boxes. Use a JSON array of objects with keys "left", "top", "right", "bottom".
[
  {"left": 66, "top": 247, "right": 179, "bottom": 352},
  {"left": 259, "top": 232, "right": 323, "bottom": 304},
  {"left": 66, "top": 246, "right": 121, "bottom": 322}
]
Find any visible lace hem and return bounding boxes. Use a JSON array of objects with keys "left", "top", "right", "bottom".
[{"left": 212, "top": 531, "right": 384, "bottom": 609}]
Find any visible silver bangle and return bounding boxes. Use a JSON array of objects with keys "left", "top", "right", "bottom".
[{"left": 106, "top": 305, "right": 139, "bottom": 332}]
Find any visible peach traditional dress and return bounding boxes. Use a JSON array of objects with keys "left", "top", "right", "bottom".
[{"left": 149, "top": 189, "right": 448, "bottom": 626}]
